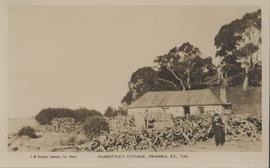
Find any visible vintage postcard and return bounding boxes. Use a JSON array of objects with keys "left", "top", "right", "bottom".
[{"left": 0, "top": 0, "right": 269, "bottom": 167}]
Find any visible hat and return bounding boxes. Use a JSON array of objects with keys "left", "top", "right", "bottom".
[{"left": 214, "top": 113, "right": 219, "bottom": 117}]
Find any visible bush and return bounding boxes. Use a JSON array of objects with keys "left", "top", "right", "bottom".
[
  {"left": 104, "top": 106, "right": 117, "bottom": 118},
  {"left": 73, "top": 108, "right": 101, "bottom": 122},
  {"left": 17, "top": 126, "right": 38, "bottom": 138},
  {"left": 35, "top": 107, "right": 101, "bottom": 125},
  {"left": 60, "top": 133, "right": 76, "bottom": 146},
  {"left": 104, "top": 106, "right": 127, "bottom": 118},
  {"left": 67, "top": 133, "right": 77, "bottom": 145},
  {"left": 35, "top": 108, "right": 74, "bottom": 125},
  {"left": 83, "top": 116, "right": 109, "bottom": 138},
  {"left": 116, "top": 107, "right": 127, "bottom": 116},
  {"left": 75, "top": 134, "right": 88, "bottom": 145},
  {"left": 60, "top": 133, "right": 89, "bottom": 146}
]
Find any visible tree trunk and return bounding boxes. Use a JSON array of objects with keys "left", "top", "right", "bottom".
[
  {"left": 166, "top": 67, "right": 185, "bottom": 91},
  {"left": 157, "top": 78, "right": 178, "bottom": 89},
  {"left": 187, "top": 75, "right": 191, "bottom": 90},
  {"left": 186, "top": 67, "right": 191, "bottom": 90},
  {"left": 242, "top": 65, "right": 249, "bottom": 90},
  {"left": 223, "top": 72, "right": 228, "bottom": 87},
  {"left": 179, "top": 80, "right": 185, "bottom": 91},
  {"left": 217, "top": 66, "right": 222, "bottom": 84},
  {"left": 243, "top": 76, "right": 248, "bottom": 90}
]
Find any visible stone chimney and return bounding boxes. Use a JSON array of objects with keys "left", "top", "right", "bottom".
[{"left": 220, "top": 87, "right": 228, "bottom": 103}]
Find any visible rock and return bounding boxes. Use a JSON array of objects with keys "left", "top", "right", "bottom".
[{"left": 12, "top": 147, "right": 18, "bottom": 151}]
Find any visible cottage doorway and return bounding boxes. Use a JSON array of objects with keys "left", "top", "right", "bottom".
[{"left": 183, "top": 106, "right": 190, "bottom": 115}]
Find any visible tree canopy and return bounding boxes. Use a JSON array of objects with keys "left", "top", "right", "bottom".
[
  {"left": 214, "top": 9, "right": 261, "bottom": 89},
  {"left": 121, "top": 9, "right": 261, "bottom": 105},
  {"left": 121, "top": 66, "right": 174, "bottom": 104},
  {"left": 122, "top": 42, "right": 215, "bottom": 105},
  {"left": 154, "top": 42, "right": 215, "bottom": 91}
]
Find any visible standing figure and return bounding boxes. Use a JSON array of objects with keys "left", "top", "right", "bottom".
[{"left": 209, "top": 113, "right": 225, "bottom": 146}]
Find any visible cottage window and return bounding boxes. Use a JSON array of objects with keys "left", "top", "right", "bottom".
[
  {"left": 147, "top": 120, "right": 155, "bottom": 129},
  {"left": 183, "top": 106, "right": 190, "bottom": 115},
  {"left": 198, "top": 107, "right": 204, "bottom": 113},
  {"left": 223, "top": 104, "right": 232, "bottom": 109}
]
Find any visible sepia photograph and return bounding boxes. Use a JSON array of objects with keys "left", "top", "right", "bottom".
[
  {"left": 7, "top": 4, "right": 264, "bottom": 153},
  {"left": 0, "top": 0, "right": 269, "bottom": 167}
]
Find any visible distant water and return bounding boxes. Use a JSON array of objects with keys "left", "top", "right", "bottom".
[{"left": 8, "top": 118, "right": 38, "bottom": 134}]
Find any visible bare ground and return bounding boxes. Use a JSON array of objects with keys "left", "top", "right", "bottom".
[{"left": 154, "top": 138, "right": 261, "bottom": 152}]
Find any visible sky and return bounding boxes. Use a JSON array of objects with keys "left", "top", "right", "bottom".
[{"left": 8, "top": 5, "right": 259, "bottom": 118}]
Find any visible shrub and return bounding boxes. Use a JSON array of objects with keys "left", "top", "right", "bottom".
[
  {"left": 59, "top": 134, "right": 77, "bottom": 146},
  {"left": 104, "top": 106, "right": 127, "bottom": 118},
  {"left": 83, "top": 116, "right": 109, "bottom": 138},
  {"left": 104, "top": 106, "right": 117, "bottom": 118},
  {"left": 116, "top": 107, "right": 127, "bottom": 116},
  {"left": 66, "top": 133, "right": 77, "bottom": 145},
  {"left": 35, "top": 108, "right": 74, "bottom": 125},
  {"left": 75, "top": 134, "right": 88, "bottom": 145},
  {"left": 35, "top": 107, "right": 102, "bottom": 125},
  {"left": 73, "top": 108, "right": 101, "bottom": 122},
  {"left": 17, "top": 126, "right": 38, "bottom": 138},
  {"left": 60, "top": 133, "right": 88, "bottom": 146}
]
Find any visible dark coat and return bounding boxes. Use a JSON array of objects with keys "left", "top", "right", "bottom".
[{"left": 211, "top": 117, "right": 225, "bottom": 146}]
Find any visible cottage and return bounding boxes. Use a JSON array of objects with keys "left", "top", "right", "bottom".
[{"left": 127, "top": 88, "right": 232, "bottom": 128}]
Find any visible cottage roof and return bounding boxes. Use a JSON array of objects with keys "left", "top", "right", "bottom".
[{"left": 127, "top": 89, "right": 228, "bottom": 109}]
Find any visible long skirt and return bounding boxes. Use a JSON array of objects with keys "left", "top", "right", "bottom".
[{"left": 214, "top": 126, "right": 225, "bottom": 146}]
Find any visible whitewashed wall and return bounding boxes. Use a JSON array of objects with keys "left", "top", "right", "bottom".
[
  {"left": 190, "top": 105, "right": 224, "bottom": 115},
  {"left": 127, "top": 105, "right": 230, "bottom": 127},
  {"left": 127, "top": 107, "right": 181, "bottom": 127},
  {"left": 128, "top": 105, "right": 225, "bottom": 117},
  {"left": 128, "top": 107, "right": 185, "bottom": 118}
]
